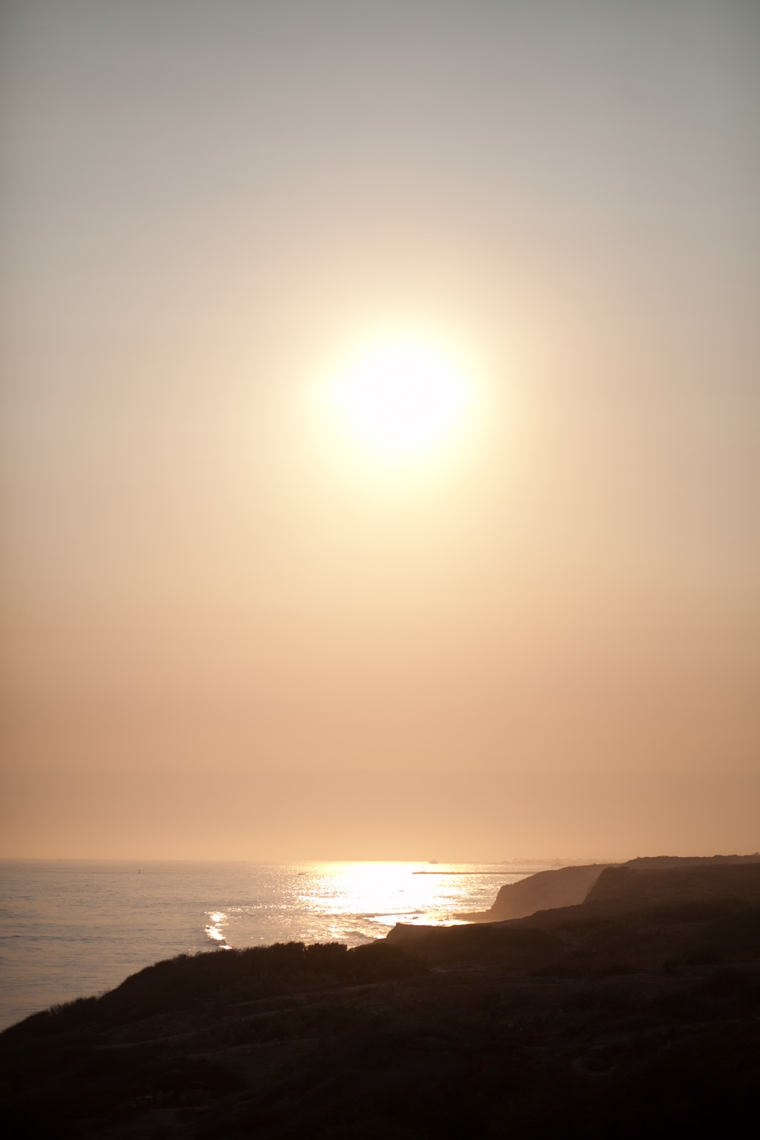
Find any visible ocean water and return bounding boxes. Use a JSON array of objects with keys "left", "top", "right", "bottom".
[{"left": 0, "top": 859, "right": 548, "bottom": 1030}]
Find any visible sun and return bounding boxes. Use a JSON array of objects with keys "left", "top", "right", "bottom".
[{"left": 327, "top": 335, "right": 473, "bottom": 462}]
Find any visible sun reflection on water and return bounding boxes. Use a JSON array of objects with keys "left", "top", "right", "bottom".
[
  {"left": 201, "top": 862, "right": 537, "bottom": 950},
  {"left": 204, "top": 911, "right": 231, "bottom": 948}
]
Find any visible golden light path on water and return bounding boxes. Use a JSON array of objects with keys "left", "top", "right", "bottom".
[{"left": 203, "top": 862, "right": 541, "bottom": 949}]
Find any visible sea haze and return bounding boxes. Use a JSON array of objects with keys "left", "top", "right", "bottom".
[{"left": 0, "top": 859, "right": 545, "bottom": 1029}]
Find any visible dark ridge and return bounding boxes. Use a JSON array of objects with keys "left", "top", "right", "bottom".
[
  {"left": 459, "top": 853, "right": 760, "bottom": 924},
  {"left": 586, "top": 862, "right": 760, "bottom": 907},
  {"left": 624, "top": 853, "right": 760, "bottom": 869},
  {"left": 3, "top": 860, "right": 760, "bottom": 1139},
  {"left": 0, "top": 940, "right": 426, "bottom": 1046}
]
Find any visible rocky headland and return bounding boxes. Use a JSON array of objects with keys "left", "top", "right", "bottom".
[
  {"left": 456, "top": 862, "right": 611, "bottom": 921},
  {"left": 458, "top": 852, "right": 760, "bottom": 922},
  {"left": 2, "top": 855, "right": 759, "bottom": 1139}
]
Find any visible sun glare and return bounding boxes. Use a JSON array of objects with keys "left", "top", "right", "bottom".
[{"left": 326, "top": 335, "right": 474, "bottom": 464}]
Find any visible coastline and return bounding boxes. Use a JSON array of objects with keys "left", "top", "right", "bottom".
[{"left": 2, "top": 857, "right": 759, "bottom": 1137}]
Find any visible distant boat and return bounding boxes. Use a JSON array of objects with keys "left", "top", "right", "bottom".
[{"left": 428, "top": 860, "right": 439, "bottom": 864}]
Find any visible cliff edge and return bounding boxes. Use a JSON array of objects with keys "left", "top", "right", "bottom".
[
  {"left": 460, "top": 852, "right": 760, "bottom": 923},
  {"left": 459, "top": 862, "right": 611, "bottom": 921}
]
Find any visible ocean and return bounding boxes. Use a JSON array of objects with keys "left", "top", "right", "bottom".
[{"left": 0, "top": 859, "right": 547, "bottom": 1030}]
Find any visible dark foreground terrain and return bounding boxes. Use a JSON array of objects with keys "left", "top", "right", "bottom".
[{"left": 2, "top": 863, "right": 760, "bottom": 1139}]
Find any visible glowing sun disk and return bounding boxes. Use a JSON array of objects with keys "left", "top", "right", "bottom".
[{"left": 331, "top": 338, "right": 471, "bottom": 459}]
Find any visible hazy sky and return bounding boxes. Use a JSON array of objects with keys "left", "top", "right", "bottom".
[{"left": 1, "top": 0, "right": 758, "bottom": 860}]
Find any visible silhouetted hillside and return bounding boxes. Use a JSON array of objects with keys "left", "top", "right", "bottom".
[
  {"left": 586, "top": 862, "right": 760, "bottom": 908},
  {"left": 460, "top": 853, "right": 760, "bottom": 923},
  {"left": 391, "top": 869, "right": 760, "bottom": 974},
  {"left": 3, "top": 855, "right": 760, "bottom": 1138}
]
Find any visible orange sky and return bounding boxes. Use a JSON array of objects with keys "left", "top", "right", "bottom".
[{"left": 1, "top": 0, "right": 758, "bottom": 859}]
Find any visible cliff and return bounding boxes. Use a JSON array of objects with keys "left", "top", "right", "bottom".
[
  {"left": 461, "top": 853, "right": 760, "bottom": 923},
  {"left": 460, "top": 862, "right": 610, "bottom": 921},
  {"left": 389, "top": 860, "right": 760, "bottom": 970}
]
